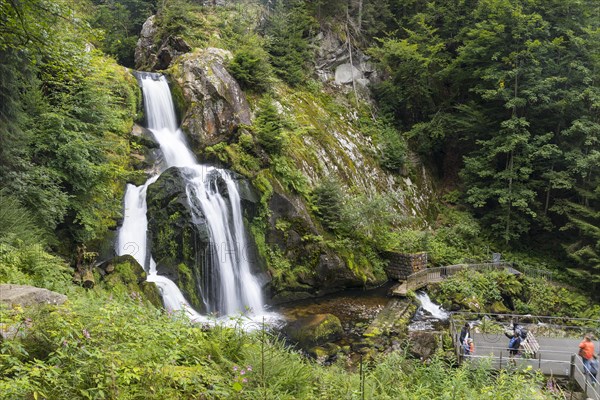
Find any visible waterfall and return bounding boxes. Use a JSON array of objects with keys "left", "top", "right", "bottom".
[
  {"left": 116, "top": 72, "right": 264, "bottom": 317},
  {"left": 415, "top": 291, "right": 449, "bottom": 320}
]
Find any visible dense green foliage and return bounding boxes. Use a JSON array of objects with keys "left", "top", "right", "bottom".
[
  {"left": 264, "top": 0, "right": 316, "bottom": 86},
  {"left": 0, "top": 0, "right": 140, "bottom": 249},
  {"left": 1, "top": 291, "right": 558, "bottom": 399},
  {"left": 431, "top": 270, "right": 600, "bottom": 320},
  {"left": 365, "top": 0, "right": 599, "bottom": 287},
  {"left": 89, "top": 0, "right": 156, "bottom": 67}
]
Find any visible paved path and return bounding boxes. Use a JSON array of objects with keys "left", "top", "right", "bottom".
[{"left": 468, "top": 333, "right": 599, "bottom": 399}]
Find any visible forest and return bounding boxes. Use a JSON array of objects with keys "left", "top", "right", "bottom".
[{"left": 0, "top": 0, "right": 599, "bottom": 398}]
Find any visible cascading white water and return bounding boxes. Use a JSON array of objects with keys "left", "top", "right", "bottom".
[
  {"left": 116, "top": 72, "right": 264, "bottom": 317},
  {"left": 415, "top": 291, "right": 449, "bottom": 320}
]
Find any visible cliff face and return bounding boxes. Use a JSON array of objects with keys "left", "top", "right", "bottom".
[{"left": 134, "top": 12, "right": 436, "bottom": 301}]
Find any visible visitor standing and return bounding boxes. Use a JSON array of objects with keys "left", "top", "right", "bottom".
[
  {"left": 579, "top": 335, "right": 598, "bottom": 385},
  {"left": 459, "top": 323, "right": 471, "bottom": 356},
  {"left": 505, "top": 331, "right": 521, "bottom": 358}
]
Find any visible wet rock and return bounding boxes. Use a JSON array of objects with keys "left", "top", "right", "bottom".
[
  {"left": 308, "top": 342, "right": 341, "bottom": 362},
  {"left": 146, "top": 167, "right": 208, "bottom": 310},
  {"left": 283, "top": 314, "right": 343, "bottom": 347},
  {"left": 129, "top": 124, "right": 162, "bottom": 181},
  {"left": 0, "top": 284, "right": 67, "bottom": 307},
  {"left": 409, "top": 331, "right": 439, "bottom": 360},
  {"left": 169, "top": 48, "right": 252, "bottom": 151}
]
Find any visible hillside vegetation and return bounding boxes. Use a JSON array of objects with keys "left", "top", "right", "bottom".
[{"left": 0, "top": 0, "right": 598, "bottom": 398}]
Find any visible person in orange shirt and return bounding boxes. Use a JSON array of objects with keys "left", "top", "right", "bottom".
[{"left": 579, "top": 335, "right": 597, "bottom": 385}]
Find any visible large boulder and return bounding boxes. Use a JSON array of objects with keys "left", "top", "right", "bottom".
[
  {"left": 0, "top": 284, "right": 67, "bottom": 307},
  {"left": 409, "top": 331, "right": 440, "bottom": 360},
  {"left": 169, "top": 48, "right": 252, "bottom": 151},
  {"left": 146, "top": 167, "right": 208, "bottom": 310},
  {"left": 283, "top": 314, "right": 343, "bottom": 348},
  {"left": 135, "top": 15, "right": 192, "bottom": 70}
]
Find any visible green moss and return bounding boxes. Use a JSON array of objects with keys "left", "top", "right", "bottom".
[{"left": 177, "top": 263, "right": 201, "bottom": 311}]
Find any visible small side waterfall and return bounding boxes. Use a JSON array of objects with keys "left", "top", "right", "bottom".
[
  {"left": 415, "top": 292, "right": 449, "bottom": 320},
  {"left": 116, "top": 72, "right": 264, "bottom": 317}
]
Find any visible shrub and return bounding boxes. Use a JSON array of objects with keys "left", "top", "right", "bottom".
[
  {"left": 312, "top": 177, "right": 344, "bottom": 231},
  {"left": 228, "top": 45, "right": 272, "bottom": 93},
  {"left": 254, "top": 96, "right": 287, "bottom": 155}
]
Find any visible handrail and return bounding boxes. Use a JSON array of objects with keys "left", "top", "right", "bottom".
[
  {"left": 450, "top": 311, "right": 600, "bottom": 324},
  {"left": 404, "top": 262, "right": 518, "bottom": 292}
]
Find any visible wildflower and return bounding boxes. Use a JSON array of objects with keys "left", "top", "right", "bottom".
[
  {"left": 240, "top": 369, "right": 246, "bottom": 375},
  {"left": 62, "top": 340, "right": 68, "bottom": 347},
  {"left": 233, "top": 365, "right": 238, "bottom": 372},
  {"left": 242, "top": 378, "right": 247, "bottom": 383},
  {"left": 82, "top": 328, "right": 91, "bottom": 339},
  {"left": 246, "top": 365, "right": 252, "bottom": 372}
]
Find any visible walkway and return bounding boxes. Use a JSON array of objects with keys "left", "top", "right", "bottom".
[
  {"left": 464, "top": 333, "right": 599, "bottom": 399},
  {"left": 391, "top": 262, "right": 521, "bottom": 296},
  {"left": 450, "top": 314, "right": 600, "bottom": 399}
]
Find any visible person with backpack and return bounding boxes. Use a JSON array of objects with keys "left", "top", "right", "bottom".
[{"left": 505, "top": 331, "right": 521, "bottom": 358}]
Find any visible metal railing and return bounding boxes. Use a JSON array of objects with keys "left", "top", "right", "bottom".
[
  {"left": 450, "top": 312, "right": 600, "bottom": 336},
  {"left": 405, "top": 262, "right": 518, "bottom": 292}
]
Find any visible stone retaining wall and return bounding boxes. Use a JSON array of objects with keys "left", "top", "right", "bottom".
[{"left": 382, "top": 252, "right": 428, "bottom": 280}]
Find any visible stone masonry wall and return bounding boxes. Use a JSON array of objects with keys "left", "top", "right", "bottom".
[{"left": 383, "top": 252, "right": 428, "bottom": 280}]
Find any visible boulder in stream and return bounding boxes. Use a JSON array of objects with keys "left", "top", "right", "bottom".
[{"left": 283, "top": 313, "right": 343, "bottom": 347}]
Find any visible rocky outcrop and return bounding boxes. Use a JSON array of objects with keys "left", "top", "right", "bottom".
[
  {"left": 266, "top": 188, "right": 369, "bottom": 302},
  {"left": 145, "top": 167, "right": 207, "bottom": 310},
  {"left": 135, "top": 15, "right": 192, "bottom": 71},
  {"left": 0, "top": 284, "right": 67, "bottom": 307},
  {"left": 98, "top": 255, "right": 162, "bottom": 308},
  {"left": 409, "top": 331, "right": 440, "bottom": 360},
  {"left": 129, "top": 123, "right": 162, "bottom": 182},
  {"left": 313, "top": 30, "right": 378, "bottom": 91},
  {"left": 169, "top": 48, "right": 252, "bottom": 151}
]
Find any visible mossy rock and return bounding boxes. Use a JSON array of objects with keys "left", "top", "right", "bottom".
[
  {"left": 308, "top": 342, "right": 341, "bottom": 360},
  {"left": 283, "top": 313, "right": 343, "bottom": 347},
  {"left": 490, "top": 300, "right": 509, "bottom": 314},
  {"left": 99, "top": 255, "right": 162, "bottom": 308}
]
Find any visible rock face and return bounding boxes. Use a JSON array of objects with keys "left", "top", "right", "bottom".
[
  {"left": 0, "top": 284, "right": 67, "bottom": 307},
  {"left": 145, "top": 167, "right": 208, "bottom": 310},
  {"left": 170, "top": 48, "right": 252, "bottom": 151},
  {"left": 314, "top": 30, "right": 378, "bottom": 91},
  {"left": 266, "top": 188, "right": 367, "bottom": 303},
  {"left": 135, "top": 15, "right": 192, "bottom": 71}
]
